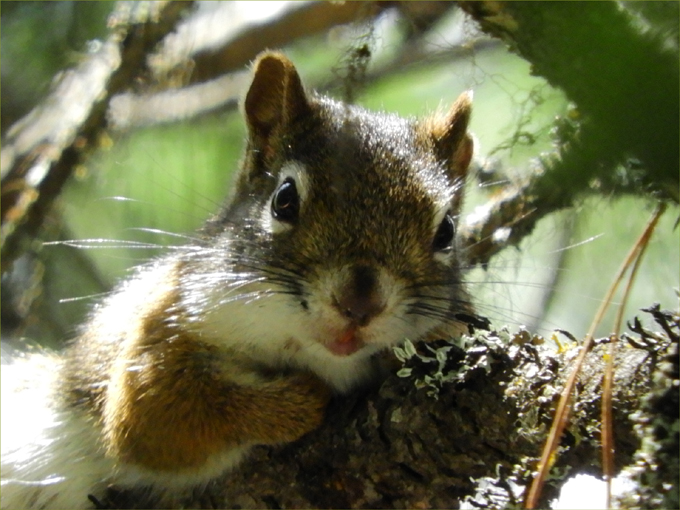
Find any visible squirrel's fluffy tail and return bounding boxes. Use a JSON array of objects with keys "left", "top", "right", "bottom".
[{"left": 1, "top": 353, "right": 112, "bottom": 510}]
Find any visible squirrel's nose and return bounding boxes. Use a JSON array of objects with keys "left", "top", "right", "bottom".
[
  {"left": 334, "top": 292, "right": 385, "bottom": 327},
  {"left": 332, "top": 265, "right": 385, "bottom": 327}
]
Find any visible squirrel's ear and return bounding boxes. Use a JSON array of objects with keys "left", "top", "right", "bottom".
[
  {"left": 244, "top": 52, "right": 310, "bottom": 146},
  {"left": 426, "top": 91, "right": 474, "bottom": 181}
]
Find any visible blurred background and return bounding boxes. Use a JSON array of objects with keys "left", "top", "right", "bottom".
[{"left": 2, "top": 1, "right": 678, "bottom": 352}]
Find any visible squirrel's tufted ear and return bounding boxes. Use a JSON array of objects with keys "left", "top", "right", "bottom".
[
  {"left": 426, "top": 91, "right": 474, "bottom": 181},
  {"left": 244, "top": 52, "right": 311, "bottom": 148}
]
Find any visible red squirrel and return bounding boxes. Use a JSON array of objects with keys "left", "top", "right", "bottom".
[{"left": 1, "top": 51, "right": 474, "bottom": 509}]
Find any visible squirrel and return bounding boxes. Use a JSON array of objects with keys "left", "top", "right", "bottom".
[{"left": 0, "top": 51, "right": 474, "bottom": 509}]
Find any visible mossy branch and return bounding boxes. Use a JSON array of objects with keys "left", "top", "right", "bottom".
[
  {"left": 457, "top": 1, "right": 678, "bottom": 268},
  {"left": 103, "top": 307, "right": 678, "bottom": 509}
]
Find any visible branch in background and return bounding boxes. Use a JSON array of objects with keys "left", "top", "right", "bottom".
[
  {"left": 107, "top": 71, "right": 250, "bottom": 130},
  {"left": 147, "top": 1, "right": 454, "bottom": 85},
  {"left": 107, "top": 39, "right": 501, "bottom": 131},
  {"left": 455, "top": 1, "right": 679, "bottom": 269},
  {"left": 107, "top": 2, "right": 468, "bottom": 129},
  {"left": 155, "top": 1, "right": 381, "bottom": 83},
  {"left": 104, "top": 1, "right": 386, "bottom": 130},
  {"left": 107, "top": 2, "right": 369, "bottom": 129},
  {"left": 459, "top": 116, "right": 596, "bottom": 268},
  {"left": 0, "top": 1, "right": 195, "bottom": 274},
  {"left": 459, "top": 1, "right": 679, "bottom": 204},
  {"left": 459, "top": 179, "right": 539, "bottom": 269}
]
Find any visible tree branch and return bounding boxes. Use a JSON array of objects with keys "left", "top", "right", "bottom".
[
  {"left": 103, "top": 306, "right": 677, "bottom": 509},
  {"left": 461, "top": 1, "right": 678, "bottom": 202},
  {"left": 454, "top": 1, "right": 679, "bottom": 269}
]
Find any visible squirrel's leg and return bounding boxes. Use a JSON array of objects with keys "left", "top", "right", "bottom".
[{"left": 103, "top": 335, "right": 331, "bottom": 477}]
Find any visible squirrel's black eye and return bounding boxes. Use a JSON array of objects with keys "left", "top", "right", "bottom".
[
  {"left": 271, "top": 177, "right": 299, "bottom": 223},
  {"left": 433, "top": 213, "right": 455, "bottom": 252}
]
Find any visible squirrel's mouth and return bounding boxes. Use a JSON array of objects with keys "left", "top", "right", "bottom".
[{"left": 325, "top": 326, "right": 364, "bottom": 356}]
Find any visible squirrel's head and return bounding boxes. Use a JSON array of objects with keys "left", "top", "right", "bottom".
[{"left": 193, "top": 52, "right": 474, "bottom": 390}]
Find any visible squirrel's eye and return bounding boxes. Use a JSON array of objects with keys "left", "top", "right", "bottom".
[
  {"left": 271, "top": 177, "right": 299, "bottom": 223},
  {"left": 432, "top": 213, "right": 455, "bottom": 252}
]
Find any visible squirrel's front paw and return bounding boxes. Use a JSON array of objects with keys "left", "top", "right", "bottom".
[{"left": 248, "top": 372, "right": 331, "bottom": 444}]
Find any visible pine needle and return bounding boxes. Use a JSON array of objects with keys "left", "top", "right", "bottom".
[{"left": 525, "top": 202, "right": 667, "bottom": 509}]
